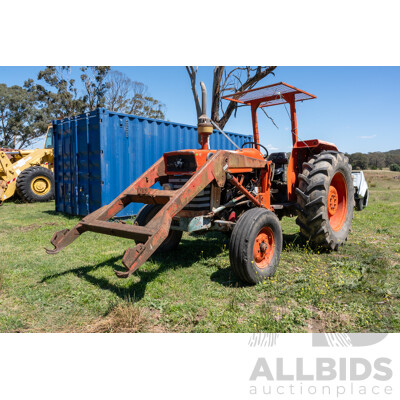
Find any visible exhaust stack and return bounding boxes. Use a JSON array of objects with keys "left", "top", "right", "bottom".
[{"left": 197, "top": 82, "right": 213, "bottom": 150}]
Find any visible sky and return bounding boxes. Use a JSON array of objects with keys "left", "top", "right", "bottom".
[{"left": 1, "top": 66, "right": 399, "bottom": 153}]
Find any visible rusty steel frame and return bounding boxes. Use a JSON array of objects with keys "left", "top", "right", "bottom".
[
  {"left": 227, "top": 173, "right": 263, "bottom": 208},
  {"left": 46, "top": 150, "right": 267, "bottom": 278},
  {"left": 222, "top": 83, "right": 321, "bottom": 203}
]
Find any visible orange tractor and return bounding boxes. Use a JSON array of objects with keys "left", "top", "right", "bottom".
[{"left": 46, "top": 82, "right": 354, "bottom": 284}]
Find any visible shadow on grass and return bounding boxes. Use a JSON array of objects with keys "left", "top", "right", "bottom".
[
  {"left": 41, "top": 210, "right": 81, "bottom": 220},
  {"left": 209, "top": 267, "right": 245, "bottom": 287},
  {"left": 41, "top": 228, "right": 327, "bottom": 293},
  {"left": 282, "top": 232, "right": 308, "bottom": 250},
  {"left": 41, "top": 231, "right": 232, "bottom": 300}
]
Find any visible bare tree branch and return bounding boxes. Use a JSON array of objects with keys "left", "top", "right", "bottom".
[
  {"left": 186, "top": 66, "right": 202, "bottom": 118},
  {"left": 260, "top": 107, "right": 279, "bottom": 129},
  {"left": 217, "top": 66, "right": 277, "bottom": 129},
  {"left": 186, "top": 66, "right": 277, "bottom": 130}
]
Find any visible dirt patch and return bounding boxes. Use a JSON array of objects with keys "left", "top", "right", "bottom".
[
  {"left": 306, "top": 305, "right": 327, "bottom": 332},
  {"left": 271, "top": 305, "right": 290, "bottom": 321},
  {"left": 19, "top": 222, "right": 57, "bottom": 232},
  {"left": 307, "top": 318, "right": 326, "bottom": 333},
  {"left": 194, "top": 308, "right": 208, "bottom": 324},
  {"left": 306, "top": 305, "right": 352, "bottom": 333}
]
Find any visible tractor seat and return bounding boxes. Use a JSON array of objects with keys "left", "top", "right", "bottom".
[
  {"left": 267, "top": 152, "right": 289, "bottom": 181},
  {"left": 267, "top": 152, "right": 289, "bottom": 165}
]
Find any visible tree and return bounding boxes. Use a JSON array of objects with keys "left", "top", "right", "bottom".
[
  {"left": 1, "top": 67, "right": 169, "bottom": 150},
  {"left": 0, "top": 84, "right": 43, "bottom": 148},
  {"left": 24, "top": 66, "right": 112, "bottom": 122},
  {"left": 348, "top": 152, "right": 369, "bottom": 170},
  {"left": 80, "top": 66, "right": 111, "bottom": 110},
  {"left": 24, "top": 66, "right": 86, "bottom": 122},
  {"left": 367, "top": 152, "right": 385, "bottom": 169},
  {"left": 105, "top": 70, "right": 166, "bottom": 119},
  {"left": 186, "top": 66, "right": 276, "bottom": 129}
]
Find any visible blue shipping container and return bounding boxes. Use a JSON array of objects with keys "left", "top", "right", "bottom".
[{"left": 53, "top": 108, "right": 251, "bottom": 217}]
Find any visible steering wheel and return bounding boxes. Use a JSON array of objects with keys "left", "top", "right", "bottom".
[{"left": 241, "top": 141, "right": 269, "bottom": 159}]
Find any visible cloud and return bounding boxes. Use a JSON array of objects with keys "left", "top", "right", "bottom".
[
  {"left": 266, "top": 144, "right": 279, "bottom": 151},
  {"left": 358, "top": 134, "right": 376, "bottom": 139}
]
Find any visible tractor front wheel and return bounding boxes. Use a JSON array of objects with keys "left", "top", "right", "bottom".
[
  {"left": 16, "top": 166, "right": 55, "bottom": 203},
  {"left": 229, "top": 208, "right": 282, "bottom": 285},
  {"left": 135, "top": 204, "right": 182, "bottom": 252},
  {"left": 296, "top": 151, "right": 354, "bottom": 250}
]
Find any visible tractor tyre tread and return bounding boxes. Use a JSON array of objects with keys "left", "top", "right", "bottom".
[
  {"left": 295, "top": 150, "right": 354, "bottom": 251},
  {"left": 229, "top": 207, "right": 282, "bottom": 285}
]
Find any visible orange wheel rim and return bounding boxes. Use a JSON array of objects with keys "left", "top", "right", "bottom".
[
  {"left": 328, "top": 172, "right": 348, "bottom": 231},
  {"left": 253, "top": 227, "right": 275, "bottom": 269}
]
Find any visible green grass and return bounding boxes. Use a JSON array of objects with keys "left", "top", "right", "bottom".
[{"left": 1, "top": 170, "right": 399, "bottom": 332}]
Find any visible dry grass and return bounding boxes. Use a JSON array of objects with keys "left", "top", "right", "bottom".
[
  {"left": 89, "top": 302, "right": 150, "bottom": 333},
  {"left": 0, "top": 267, "right": 4, "bottom": 292},
  {"left": 364, "top": 169, "right": 400, "bottom": 185}
]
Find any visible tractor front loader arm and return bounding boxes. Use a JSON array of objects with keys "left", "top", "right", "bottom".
[
  {"left": 45, "top": 157, "right": 166, "bottom": 255},
  {"left": 45, "top": 150, "right": 266, "bottom": 278}
]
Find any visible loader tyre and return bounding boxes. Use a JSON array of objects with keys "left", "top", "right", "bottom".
[
  {"left": 295, "top": 151, "right": 354, "bottom": 250},
  {"left": 229, "top": 208, "right": 282, "bottom": 285},
  {"left": 135, "top": 204, "right": 182, "bottom": 252},
  {"left": 16, "top": 166, "right": 54, "bottom": 203}
]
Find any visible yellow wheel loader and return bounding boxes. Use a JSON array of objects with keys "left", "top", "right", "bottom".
[{"left": 0, "top": 125, "right": 54, "bottom": 204}]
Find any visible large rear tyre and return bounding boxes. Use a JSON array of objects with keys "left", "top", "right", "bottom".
[
  {"left": 16, "top": 166, "right": 54, "bottom": 203},
  {"left": 295, "top": 151, "right": 354, "bottom": 250},
  {"left": 229, "top": 208, "right": 282, "bottom": 285},
  {"left": 135, "top": 204, "right": 182, "bottom": 252}
]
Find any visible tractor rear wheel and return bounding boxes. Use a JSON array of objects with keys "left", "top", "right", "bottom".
[
  {"left": 16, "top": 166, "right": 55, "bottom": 203},
  {"left": 295, "top": 151, "right": 354, "bottom": 250},
  {"left": 229, "top": 208, "right": 282, "bottom": 285},
  {"left": 135, "top": 204, "right": 182, "bottom": 252}
]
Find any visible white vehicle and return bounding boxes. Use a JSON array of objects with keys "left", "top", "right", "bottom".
[{"left": 352, "top": 171, "right": 369, "bottom": 210}]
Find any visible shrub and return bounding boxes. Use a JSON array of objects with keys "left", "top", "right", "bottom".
[{"left": 389, "top": 163, "right": 400, "bottom": 172}]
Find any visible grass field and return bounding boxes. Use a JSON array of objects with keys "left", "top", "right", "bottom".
[{"left": 1, "top": 170, "right": 399, "bottom": 333}]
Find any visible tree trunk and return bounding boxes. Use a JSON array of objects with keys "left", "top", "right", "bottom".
[{"left": 211, "top": 67, "right": 224, "bottom": 122}]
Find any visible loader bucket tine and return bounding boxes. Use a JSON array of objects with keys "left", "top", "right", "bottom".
[
  {"left": 45, "top": 227, "right": 83, "bottom": 255},
  {"left": 44, "top": 246, "right": 59, "bottom": 255},
  {"left": 114, "top": 270, "right": 131, "bottom": 279},
  {"left": 115, "top": 243, "right": 150, "bottom": 278}
]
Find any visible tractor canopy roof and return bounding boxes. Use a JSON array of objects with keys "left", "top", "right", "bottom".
[{"left": 222, "top": 82, "right": 316, "bottom": 108}]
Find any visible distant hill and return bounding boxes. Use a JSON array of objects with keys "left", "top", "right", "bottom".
[{"left": 345, "top": 149, "right": 400, "bottom": 170}]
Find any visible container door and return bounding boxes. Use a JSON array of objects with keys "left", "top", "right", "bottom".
[
  {"left": 76, "top": 116, "right": 90, "bottom": 216},
  {"left": 54, "top": 121, "right": 65, "bottom": 213}
]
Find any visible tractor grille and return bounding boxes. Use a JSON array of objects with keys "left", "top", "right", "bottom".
[{"left": 168, "top": 175, "right": 211, "bottom": 210}]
